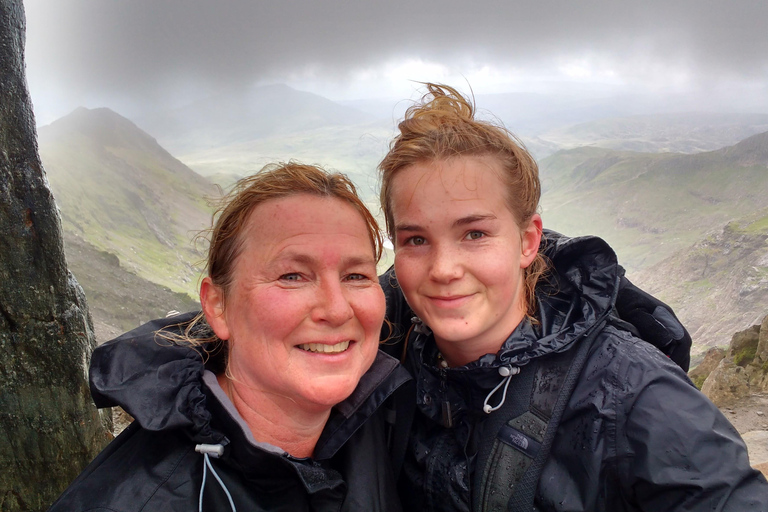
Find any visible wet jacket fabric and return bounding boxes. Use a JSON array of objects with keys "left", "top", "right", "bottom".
[
  {"left": 48, "top": 313, "right": 410, "bottom": 512},
  {"left": 380, "top": 233, "right": 768, "bottom": 512}
]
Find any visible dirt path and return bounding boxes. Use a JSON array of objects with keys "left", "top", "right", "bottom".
[{"left": 721, "top": 393, "right": 768, "bottom": 476}]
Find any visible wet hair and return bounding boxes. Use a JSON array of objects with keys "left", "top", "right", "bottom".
[
  {"left": 161, "top": 162, "right": 383, "bottom": 367},
  {"left": 378, "top": 83, "right": 547, "bottom": 319},
  {"left": 206, "top": 162, "right": 382, "bottom": 298}
]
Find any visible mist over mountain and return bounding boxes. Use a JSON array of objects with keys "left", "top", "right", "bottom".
[
  {"left": 134, "top": 84, "right": 376, "bottom": 155},
  {"left": 539, "top": 112, "right": 768, "bottom": 155},
  {"left": 39, "top": 107, "right": 217, "bottom": 332}
]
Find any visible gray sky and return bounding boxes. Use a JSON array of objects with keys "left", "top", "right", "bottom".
[{"left": 23, "top": 0, "right": 768, "bottom": 124}]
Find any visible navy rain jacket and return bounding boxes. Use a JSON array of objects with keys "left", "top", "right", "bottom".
[{"left": 381, "top": 232, "right": 768, "bottom": 512}]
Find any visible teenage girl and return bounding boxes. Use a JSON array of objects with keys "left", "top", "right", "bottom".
[{"left": 378, "top": 84, "right": 766, "bottom": 512}]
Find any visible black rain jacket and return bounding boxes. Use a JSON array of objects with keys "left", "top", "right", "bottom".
[
  {"left": 380, "top": 233, "right": 768, "bottom": 512},
  {"left": 48, "top": 313, "right": 411, "bottom": 512}
]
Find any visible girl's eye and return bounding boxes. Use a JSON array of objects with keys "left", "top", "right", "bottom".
[
  {"left": 407, "top": 236, "right": 427, "bottom": 246},
  {"left": 466, "top": 231, "right": 485, "bottom": 240}
]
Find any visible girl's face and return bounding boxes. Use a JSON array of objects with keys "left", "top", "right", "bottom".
[{"left": 390, "top": 156, "right": 541, "bottom": 367}]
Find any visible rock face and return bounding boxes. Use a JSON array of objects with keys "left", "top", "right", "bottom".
[
  {"left": 0, "top": 1, "right": 110, "bottom": 510},
  {"left": 695, "top": 313, "right": 768, "bottom": 407},
  {"left": 689, "top": 347, "right": 725, "bottom": 389}
]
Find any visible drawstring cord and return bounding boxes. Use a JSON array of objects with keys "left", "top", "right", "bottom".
[
  {"left": 196, "top": 444, "right": 236, "bottom": 512},
  {"left": 482, "top": 365, "right": 520, "bottom": 414}
]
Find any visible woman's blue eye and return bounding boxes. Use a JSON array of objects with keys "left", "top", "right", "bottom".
[
  {"left": 346, "top": 273, "right": 367, "bottom": 281},
  {"left": 280, "top": 273, "right": 301, "bottom": 281}
]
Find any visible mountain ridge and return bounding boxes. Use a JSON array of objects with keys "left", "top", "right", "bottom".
[{"left": 39, "top": 107, "right": 218, "bottom": 300}]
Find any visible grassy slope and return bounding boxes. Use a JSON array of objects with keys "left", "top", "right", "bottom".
[
  {"left": 64, "top": 231, "right": 200, "bottom": 343},
  {"left": 540, "top": 131, "right": 768, "bottom": 272},
  {"left": 39, "top": 107, "right": 218, "bottom": 299},
  {"left": 633, "top": 208, "right": 768, "bottom": 355}
]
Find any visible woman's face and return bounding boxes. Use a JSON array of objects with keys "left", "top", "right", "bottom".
[
  {"left": 202, "top": 194, "right": 384, "bottom": 412},
  {"left": 390, "top": 156, "right": 541, "bottom": 366}
]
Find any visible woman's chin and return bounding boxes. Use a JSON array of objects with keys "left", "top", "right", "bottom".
[{"left": 292, "top": 375, "right": 362, "bottom": 411}]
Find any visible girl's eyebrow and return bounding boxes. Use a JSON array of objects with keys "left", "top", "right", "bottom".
[
  {"left": 395, "top": 214, "right": 497, "bottom": 233},
  {"left": 453, "top": 213, "right": 496, "bottom": 227},
  {"left": 394, "top": 223, "right": 422, "bottom": 233}
]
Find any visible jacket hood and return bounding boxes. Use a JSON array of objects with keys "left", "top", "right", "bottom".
[{"left": 89, "top": 312, "right": 409, "bottom": 461}]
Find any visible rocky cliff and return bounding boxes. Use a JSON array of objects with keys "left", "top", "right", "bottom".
[
  {"left": 696, "top": 313, "right": 768, "bottom": 407},
  {"left": 0, "top": 1, "right": 110, "bottom": 509}
]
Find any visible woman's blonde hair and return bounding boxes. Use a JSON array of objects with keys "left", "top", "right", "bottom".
[{"left": 378, "top": 83, "right": 547, "bottom": 319}]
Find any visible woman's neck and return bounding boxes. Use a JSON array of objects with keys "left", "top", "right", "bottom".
[{"left": 217, "top": 374, "right": 330, "bottom": 458}]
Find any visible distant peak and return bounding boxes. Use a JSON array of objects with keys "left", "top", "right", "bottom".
[
  {"left": 43, "top": 105, "right": 166, "bottom": 157},
  {"left": 720, "top": 130, "right": 768, "bottom": 166}
]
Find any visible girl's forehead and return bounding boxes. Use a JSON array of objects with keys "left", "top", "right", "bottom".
[{"left": 392, "top": 156, "right": 508, "bottom": 203}]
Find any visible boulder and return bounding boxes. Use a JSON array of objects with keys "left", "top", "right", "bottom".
[
  {"left": 0, "top": 1, "right": 110, "bottom": 509},
  {"left": 701, "top": 358, "right": 751, "bottom": 407},
  {"left": 729, "top": 324, "right": 760, "bottom": 367},
  {"left": 755, "top": 314, "right": 768, "bottom": 366},
  {"left": 688, "top": 347, "right": 726, "bottom": 389}
]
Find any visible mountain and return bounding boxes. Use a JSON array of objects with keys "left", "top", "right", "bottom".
[
  {"left": 134, "top": 84, "right": 376, "bottom": 155},
  {"left": 633, "top": 207, "right": 768, "bottom": 357},
  {"left": 39, "top": 107, "right": 218, "bottom": 301},
  {"left": 63, "top": 231, "right": 199, "bottom": 343},
  {"left": 539, "top": 130, "right": 768, "bottom": 271},
  {"left": 538, "top": 112, "right": 768, "bottom": 155}
]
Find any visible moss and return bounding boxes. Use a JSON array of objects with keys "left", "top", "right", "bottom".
[
  {"left": 734, "top": 345, "right": 758, "bottom": 367},
  {"left": 691, "top": 373, "right": 707, "bottom": 390}
]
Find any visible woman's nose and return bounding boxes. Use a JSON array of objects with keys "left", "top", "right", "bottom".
[
  {"left": 313, "top": 281, "right": 355, "bottom": 325},
  {"left": 429, "top": 245, "right": 462, "bottom": 283}
]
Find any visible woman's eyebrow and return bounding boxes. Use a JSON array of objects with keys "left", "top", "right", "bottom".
[{"left": 278, "top": 252, "right": 375, "bottom": 267}]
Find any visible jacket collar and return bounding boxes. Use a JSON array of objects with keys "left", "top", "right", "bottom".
[{"left": 90, "top": 314, "right": 411, "bottom": 460}]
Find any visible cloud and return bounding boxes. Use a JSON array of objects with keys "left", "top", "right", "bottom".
[{"left": 23, "top": 0, "right": 768, "bottom": 120}]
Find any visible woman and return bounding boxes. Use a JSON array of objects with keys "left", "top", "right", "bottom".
[
  {"left": 48, "top": 163, "right": 409, "bottom": 511},
  {"left": 378, "top": 84, "right": 767, "bottom": 511}
]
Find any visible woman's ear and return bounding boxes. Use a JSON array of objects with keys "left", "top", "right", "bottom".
[
  {"left": 200, "top": 277, "right": 230, "bottom": 340},
  {"left": 520, "top": 214, "right": 543, "bottom": 268}
]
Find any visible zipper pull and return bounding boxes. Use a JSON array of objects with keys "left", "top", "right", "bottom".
[{"left": 442, "top": 400, "right": 453, "bottom": 428}]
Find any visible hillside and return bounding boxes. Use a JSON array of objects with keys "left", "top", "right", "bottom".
[
  {"left": 39, "top": 107, "right": 218, "bottom": 300},
  {"left": 539, "top": 130, "right": 768, "bottom": 271},
  {"left": 632, "top": 207, "right": 768, "bottom": 355},
  {"left": 64, "top": 232, "right": 199, "bottom": 343}
]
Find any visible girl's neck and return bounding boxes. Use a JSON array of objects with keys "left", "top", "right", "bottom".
[{"left": 217, "top": 373, "right": 330, "bottom": 458}]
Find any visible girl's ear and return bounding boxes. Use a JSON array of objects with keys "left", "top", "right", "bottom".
[
  {"left": 200, "top": 277, "right": 230, "bottom": 340},
  {"left": 520, "top": 214, "right": 543, "bottom": 268}
]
